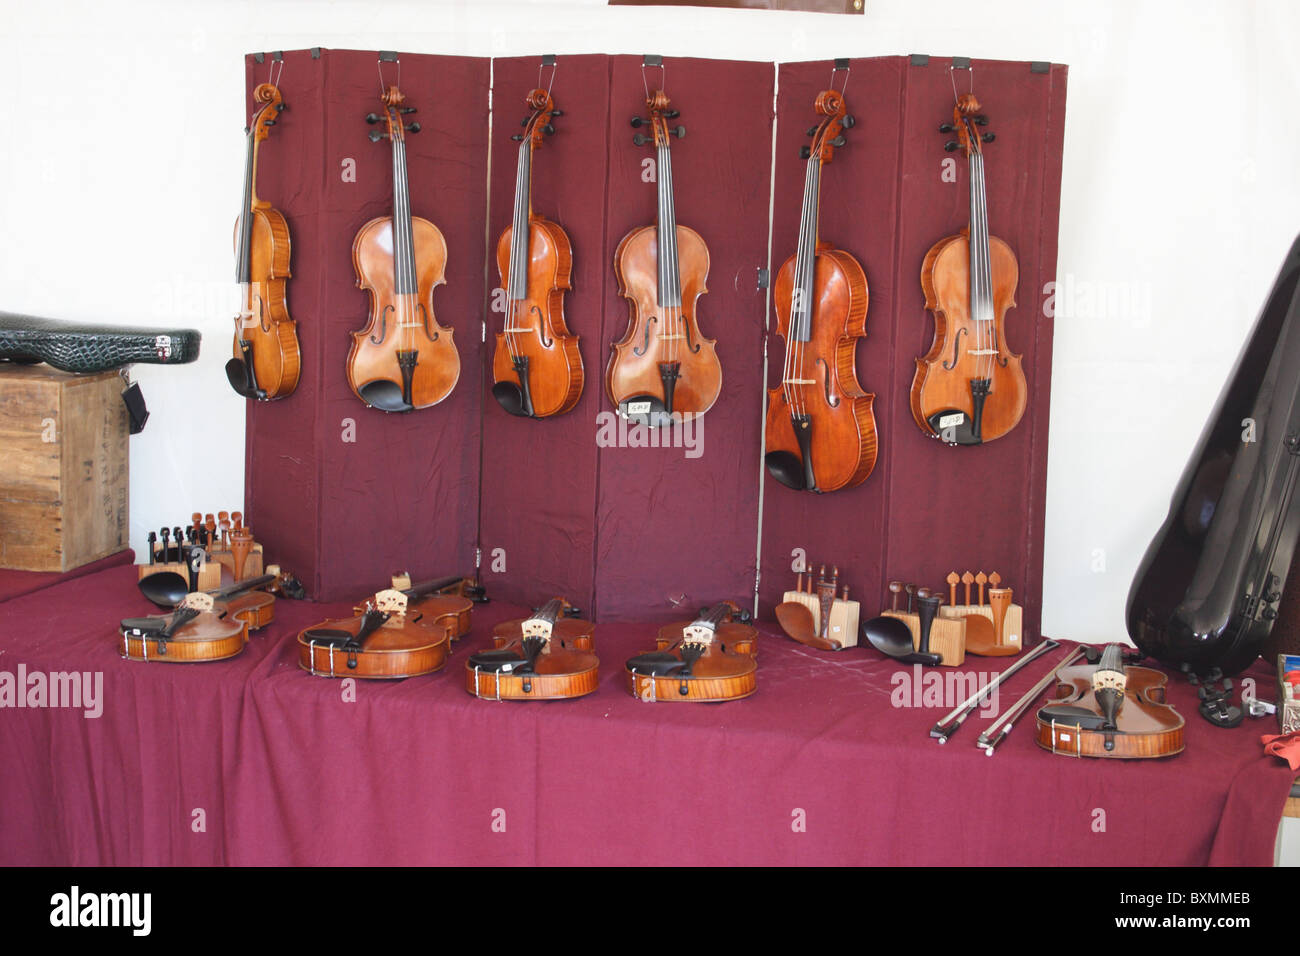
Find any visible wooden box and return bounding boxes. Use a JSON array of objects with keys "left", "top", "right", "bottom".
[{"left": 0, "top": 365, "right": 128, "bottom": 572}]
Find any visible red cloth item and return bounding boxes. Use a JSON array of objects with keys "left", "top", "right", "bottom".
[
  {"left": 0, "top": 564, "right": 1293, "bottom": 866},
  {"left": 1261, "top": 731, "right": 1300, "bottom": 771},
  {"left": 0, "top": 549, "right": 133, "bottom": 604}
]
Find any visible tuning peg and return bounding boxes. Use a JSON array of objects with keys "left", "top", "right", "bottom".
[
  {"left": 671, "top": 125, "right": 685, "bottom": 138},
  {"left": 981, "top": 132, "right": 995, "bottom": 143},
  {"left": 806, "top": 126, "right": 818, "bottom": 136},
  {"left": 542, "top": 124, "right": 555, "bottom": 135},
  {"left": 939, "top": 122, "right": 954, "bottom": 133},
  {"left": 664, "top": 109, "right": 680, "bottom": 119},
  {"left": 842, "top": 115, "right": 855, "bottom": 128},
  {"left": 400, "top": 107, "right": 417, "bottom": 114},
  {"left": 974, "top": 114, "right": 988, "bottom": 126},
  {"left": 263, "top": 120, "right": 276, "bottom": 126},
  {"left": 510, "top": 133, "right": 524, "bottom": 141},
  {"left": 829, "top": 135, "right": 845, "bottom": 147},
  {"left": 365, "top": 113, "right": 382, "bottom": 124},
  {"left": 406, "top": 122, "right": 421, "bottom": 133},
  {"left": 944, "top": 141, "right": 960, "bottom": 152},
  {"left": 633, "top": 132, "right": 650, "bottom": 146},
  {"left": 275, "top": 103, "right": 286, "bottom": 112},
  {"left": 630, "top": 116, "right": 646, "bottom": 128},
  {"left": 799, "top": 145, "right": 811, "bottom": 159},
  {"left": 550, "top": 109, "right": 564, "bottom": 117},
  {"left": 369, "top": 130, "right": 389, "bottom": 142}
]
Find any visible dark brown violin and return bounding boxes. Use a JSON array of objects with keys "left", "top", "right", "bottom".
[
  {"left": 298, "top": 576, "right": 477, "bottom": 679},
  {"left": 120, "top": 592, "right": 248, "bottom": 663},
  {"left": 912, "top": 92, "right": 1026, "bottom": 445},
  {"left": 466, "top": 597, "right": 598, "bottom": 700},
  {"left": 625, "top": 600, "right": 757, "bottom": 702},
  {"left": 607, "top": 84, "right": 720, "bottom": 426},
  {"left": 491, "top": 85, "right": 583, "bottom": 419},
  {"left": 226, "top": 81, "right": 301, "bottom": 401},
  {"left": 348, "top": 82, "right": 460, "bottom": 412},
  {"left": 765, "top": 86, "right": 877, "bottom": 494},
  {"left": 1035, "top": 644, "right": 1185, "bottom": 758}
]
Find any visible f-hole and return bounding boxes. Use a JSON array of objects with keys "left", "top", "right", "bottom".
[
  {"left": 253, "top": 291, "right": 272, "bottom": 333},
  {"left": 632, "top": 315, "right": 658, "bottom": 356},
  {"left": 370, "top": 304, "right": 393, "bottom": 345},
  {"left": 530, "top": 305, "right": 552, "bottom": 347},
  {"left": 417, "top": 302, "right": 439, "bottom": 342},
  {"left": 816, "top": 357, "right": 839, "bottom": 407},
  {"left": 943, "top": 327, "right": 967, "bottom": 370}
]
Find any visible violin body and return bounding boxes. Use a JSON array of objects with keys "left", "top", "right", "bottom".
[
  {"left": 348, "top": 215, "right": 459, "bottom": 410},
  {"left": 625, "top": 601, "right": 757, "bottom": 702},
  {"left": 298, "top": 605, "right": 451, "bottom": 679},
  {"left": 466, "top": 598, "right": 598, "bottom": 700},
  {"left": 912, "top": 232, "right": 1025, "bottom": 443},
  {"left": 120, "top": 595, "right": 248, "bottom": 663},
  {"left": 607, "top": 224, "right": 720, "bottom": 420},
  {"left": 492, "top": 216, "right": 583, "bottom": 417},
  {"left": 765, "top": 242, "right": 876, "bottom": 493},
  {"left": 1035, "top": 648, "right": 1184, "bottom": 759},
  {"left": 214, "top": 589, "right": 275, "bottom": 631}
]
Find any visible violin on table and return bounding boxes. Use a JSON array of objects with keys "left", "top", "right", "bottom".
[
  {"left": 298, "top": 576, "right": 479, "bottom": 679},
  {"left": 764, "top": 83, "right": 877, "bottom": 493},
  {"left": 120, "top": 592, "right": 247, "bottom": 663},
  {"left": 491, "top": 83, "right": 583, "bottom": 419},
  {"left": 226, "top": 80, "right": 301, "bottom": 401},
  {"left": 347, "top": 77, "right": 460, "bottom": 412},
  {"left": 466, "top": 597, "right": 598, "bottom": 700},
  {"left": 607, "top": 74, "right": 721, "bottom": 427},
  {"left": 625, "top": 600, "right": 757, "bottom": 702},
  {"left": 911, "top": 91, "right": 1027, "bottom": 445},
  {"left": 1035, "top": 644, "right": 1185, "bottom": 758},
  {"left": 137, "top": 565, "right": 303, "bottom": 633}
]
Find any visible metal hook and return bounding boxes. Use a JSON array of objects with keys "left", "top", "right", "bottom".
[
  {"left": 377, "top": 51, "right": 400, "bottom": 95},
  {"left": 641, "top": 54, "right": 665, "bottom": 99},
  {"left": 831, "top": 57, "right": 850, "bottom": 96},
  {"left": 538, "top": 54, "right": 557, "bottom": 96}
]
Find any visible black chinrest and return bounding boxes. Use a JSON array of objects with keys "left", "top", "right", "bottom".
[
  {"left": 491, "top": 381, "right": 531, "bottom": 417},
  {"left": 224, "top": 356, "right": 265, "bottom": 400},
  {"left": 467, "top": 648, "right": 533, "bottom": 674},
  {"left": 357, "top": 379, "right": 413, "bottom": 413},
  {"left": 1037, "top": 703, "right": 1114, "bottom": 731},
  {"left": 626, "top": 651, "right": 687, "bottom": 677},
  {"left": 764, "top": 450, "right": 806, "bottom": 490},
  {"left": 138, "top": 571, "right": 189, "bottom": 609}
]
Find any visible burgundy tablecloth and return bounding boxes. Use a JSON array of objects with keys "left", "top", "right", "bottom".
[
  {"left": 0, "top": 565, "right": 1292, "bottom": 866},
  {"left": 0, "top": 549, "right": 133, "bottom": 603}
]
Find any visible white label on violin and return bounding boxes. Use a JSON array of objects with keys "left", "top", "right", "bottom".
[
  {"left": 1060, "top": 733, "right": 1071, "bottom": 742},
  {"left": 627, "top": 401, "right": 652, "bottom": 416},
  {"left": 939, "top": 412, "right": 964, "bottom": 429}
]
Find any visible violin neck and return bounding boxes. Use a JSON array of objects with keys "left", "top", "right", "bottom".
[
  {"left": 507, "top": 140, "right": 533, "bottom": 301},
  {"left": 655, "top": 141, "right": 682, "bottom": 310},
  {"left": 390, "top": 135, "right": 419, "bottom": 296},
  {"left": 235, "top": 128, "right": 256, "bottom": 285},
  {"left": 967, "top": 151, "right": 994, "bottom": 324},
  {"left": 790, "top": 155, "right": 822, "bottom": 344}
]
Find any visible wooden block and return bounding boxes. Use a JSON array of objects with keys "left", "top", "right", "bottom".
[
  {"left": 0, "top": 365, "right": 128, "bottom": 572},
  {"left": 881, "top": 609, "right": 965, "bottom": 666},
  {"left": 940, "top": 603, "right": 1024, "bottom": 652}
]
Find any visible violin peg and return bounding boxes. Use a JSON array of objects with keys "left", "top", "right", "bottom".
[
  {"left": 939, "top": 122, "right": 954, "bottom": 133},
  {"left": 974, "top": 114, "right": 988, "bottom": 126},
  {"left": 633, "top": 133, "right": 650, "bottom": 146},
  {"left": 369, "top": 130, "right": 389, "bottom": 142},
  {"left": 799, "top": 145, "right": 811, "bottom": 159},
  {"left": 664, "top": 109, "right": 680, "bottom": 119},
  {"left": 406, "top": 123, "right": 421, "bottom": 133},
  {"left": 981, "top": 132, "right": 995, "bottom": 143},
  {"left": 275, "top": 102, "right": 286, "bottom": 112},
  {"left": 365, "top": 112, "right": 382, "bottom": 124},
  {"left": 542, "top": 124, "right": 555, "bottom": 135},
  {"left": 550, "top": 109, "right": 564, "bottom": 117},
  {"left": 888, "top": 580, "right": 902, "bottom": 610},
  {"left": 400, "top": 106, "right": 417, "bottom": 114},
  {"left": 672, "top": 125, "right": 686, "bottom": 138},
  {"left": 989, "top": 571, "right": 1001, "bottom": 588},
  {"left": 842, "top": 115, "right": 855, "bottom": 128},
  {"left": 829, "top": 136, "right": 845, "bottom": 147},
  {"left": 944, "top": 141, "right": 960, "bottom": 152},
  {"left": 630, "top": 116, "right": 646, "bottom": 128},
  {"left": 806, "top": 126, "right": 818, "bottom": 136},
  {"left": 917, "top": 587, "right": 931, "bottom": 600}
]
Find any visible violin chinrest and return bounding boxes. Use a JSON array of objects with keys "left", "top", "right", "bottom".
[
  {"left": 121, "top": 617, "right": 167, "bottom": 634},
  {"left": 1038, "top": 702, "right": 1114, "bottom": 731},
  {"left": 467, "top": 648, "right": 532, "bottom": 674},
  {"left": 491, "top": 380, "right": 530, "bottom": 417},
  {"left": 357, "top": 379, "right": 414, "bottom": 414},
  {"left": 302, "top": 627, "right": 361, "bottom": 648},
  {"left": 626, "top": 651, "right": 688, "bottom": 677},
  {"left": 137, "top": 571, "right": 190, "bottom": 609},
  {"left": 224, "top": 355, "right": 266, "bottom": 401},
  {"left": 764, "top": 450, "right": 808, "bottom": 491}
]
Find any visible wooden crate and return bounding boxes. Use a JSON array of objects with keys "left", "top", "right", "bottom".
[{"left": 0, "top": 364, "right": 128, "bottom": 572}]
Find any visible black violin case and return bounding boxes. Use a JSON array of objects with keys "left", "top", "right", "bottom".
[{"left": 0, "top": 311, "right": 201, "bottom": 373}]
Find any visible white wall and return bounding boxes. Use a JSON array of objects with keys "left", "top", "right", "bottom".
[{"left": 2, "top": 0, "right": 1297, "bottom": 643}]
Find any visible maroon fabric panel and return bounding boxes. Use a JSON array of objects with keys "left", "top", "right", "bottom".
[
  {"left": 760, "top": 57, "right": 1063, "bottom": 643},
  {"left": 0, "top": 548, "right": 132, "bottom": 603},
  {"left": 243, "top": 50, "right": 327, "bottom": 597},
  {"left": 759, "top": 57, "right": 903, "bottom": 617},
  {"left": 477, "top": 55, "right": 610, "bottom": 612},
  {"left": 0, "top": 567, "right": 1290, "bottom": 866},
  {"left": 594, "top": 56, "right": 773, "bottom": 620},
  {"left": 245, "top": 50, "right": 488, "bottom": 601}
]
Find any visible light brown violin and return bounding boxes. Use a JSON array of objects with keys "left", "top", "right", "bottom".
[
  {"left": 298, "top": 576, "right": 479, "bottom": 679},
  {"left": 347, "top": 84, "right": 460, "bottom": 412},
  {"left": 912, "top": 92, "right": 1026, "bottom": 445},
  {"left": 607, "top": 87, "right": 720, "bottom": 426},
  {"left": 466, "top": 597, "right": 598, "bottom": 700},
  {"left": 226, "top": 82, "right": 301, "bottom": 401},
  {"left": 764, "top": 87, "right": 877, "bottom": 493},
  {"left": 491, "top": 86, "right": 583, "bottom": 419},
  {"left": 120, "top": 592, "right": 248, "bottom": 663},
  {"left": 625, "top": 600, "right": 757, "bottom": 702}
]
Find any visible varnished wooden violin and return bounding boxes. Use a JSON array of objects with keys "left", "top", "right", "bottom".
[
  {"left": 137, "top": 565, "right": 303, "bottom": 632},
  {"left": 120, "top": 592, "right": 248, "bottom": 663},
  {"left": 226, "top": 81, "right": 301, "bottom": 401},
  {"left": 466, "top": 597, "right": 598, "bottom": 700},
  {"left": 491, "top": 86, "right": 583, "bottom": 419},
  {"left": 765, "top": 87, "right": 877, "bottom": 493},
  {"left": 1035, "top": 644, "right": 1185, "bottom": 758},
  {"left": 348, "top": 83, "right": 460, "bottom": 412},
  {"left": 625, "top": 600, "right": 757, "bottom": 702},
  {"left": 298, "top": 576, "right": 478, "bottom": 679},
  {"left": 912, "top": 92, "right": 1026, "bottom": 445},
  {"left": 607, "top": 85, "right": 720, "bottom": 426}
]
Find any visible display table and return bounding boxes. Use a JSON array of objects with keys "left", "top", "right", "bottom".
[{"left": 0, "top": 564, "right": 1292, "bottom": 866}]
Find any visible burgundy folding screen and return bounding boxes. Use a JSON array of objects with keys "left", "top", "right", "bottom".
[
  {"left": 244, "top": 50, "right": 488, "bottom": 601},
  {"left": 759, "top": 56, "right": 1066, "bottom": 639}
]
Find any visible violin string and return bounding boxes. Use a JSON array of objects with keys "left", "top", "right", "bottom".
[{"left": 786, "top": 147, "right": 814, "bottom": 417}]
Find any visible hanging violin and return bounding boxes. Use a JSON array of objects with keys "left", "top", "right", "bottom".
[
  {"left": 297, "top": 576, "right": 477, "bottom": 679},
  {"left": 491, "top": 83, "right": 583, "bottom": 419},
  {"left": 120, "top": 592, "right": 248, "bottom": 663},
  {"left": 347, "top": 80, "right": 460, "bottom": 412},
  {"left": 625, "top": 600, "right": 757, "bottom": 702},
  {"left": 764, "top": 84, "right": 877, "bottom": 493},
  {"left": 225, "top": 80, "right": 301, "bottom": 401},
  {"left": 1035, "top": 644, "right": 1185, "bottom": 758},
  {"left": 607, "top": 76, "right": 721, "bottom": 426},
  {"left": 911, "top": 91, "right": 1027, "bottom": 445},
  {"left": 466, "top": 597, "right": 598, "bottom": 700}
]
